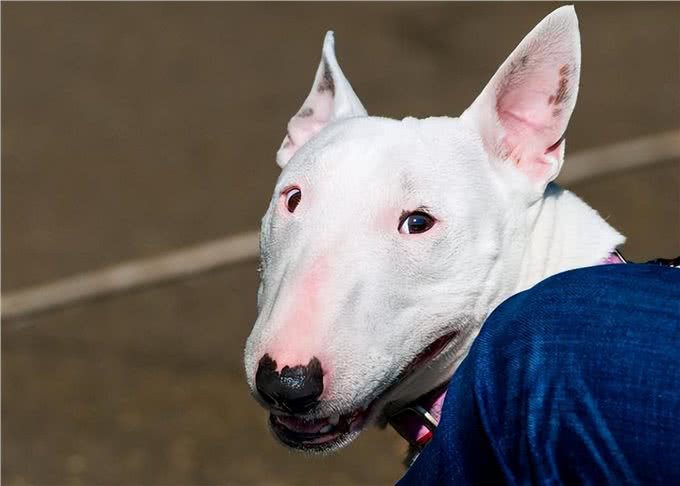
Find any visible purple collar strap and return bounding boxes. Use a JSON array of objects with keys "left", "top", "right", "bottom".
[{"left": 388, "top": 249, "right": 628, "bottom": 450}]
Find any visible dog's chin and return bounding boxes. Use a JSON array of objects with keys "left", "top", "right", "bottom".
[
  {"left": 268, "top": 409, "right": 368, "bottom": 454},
  {"left": 267, "top": 330, "right": 460, "bottom": 454}
]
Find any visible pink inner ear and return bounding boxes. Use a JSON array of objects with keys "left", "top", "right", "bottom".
[
  {"left": 496, "top": 62, "right": 572, "bottom": 182},
  {"left": 277, "top": 66, "right": 336, "bottom": 166},
  {"left": 286, "top": 91, "right": 334, "bottom": 150}
]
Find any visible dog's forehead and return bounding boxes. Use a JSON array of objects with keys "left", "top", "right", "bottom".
[
  {"left": 280, "top": 117, "right": 406, "bottom": 182},
  {"left": 277, "top": 115, "right": 483, "bottom": 196}
]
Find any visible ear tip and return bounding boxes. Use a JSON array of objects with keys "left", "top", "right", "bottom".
[
  {"left": 550, "top": 5, "right": 579, "bottom": 26},
  {"left": 557, "top": 4, "right": 576, "bottom": 13},
  {"left": 323, "top": 31, "right": 336, "bottom": 52},
  {"left": 538, "top": 5, "right": 580, "bottom": 49}
]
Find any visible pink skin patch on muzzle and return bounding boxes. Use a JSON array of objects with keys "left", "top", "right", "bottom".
[{"left": 264, "top": 256, "right": 334, "bottom": 397}]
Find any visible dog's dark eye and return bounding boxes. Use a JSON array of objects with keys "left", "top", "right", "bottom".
[
  {"left": 399, "top": 211, "right": 435, "bottom": 235},
  {"left": 285, "top": 188, "right": 302, "bottom": 213}
]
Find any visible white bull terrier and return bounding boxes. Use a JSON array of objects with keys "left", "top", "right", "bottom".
[{"left": 244, "top": 5, "right": 624, "bottom": 458}]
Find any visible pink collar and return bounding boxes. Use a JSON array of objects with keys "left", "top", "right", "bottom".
[
  {"left": 602, "top": 250, "right": 626, "bottom": 265},
  {"left": 388, "top": 250, "right": 626, "bottom": 449},
  {"left": 387, "top": 384, "right": 448, "bottom": 451}
]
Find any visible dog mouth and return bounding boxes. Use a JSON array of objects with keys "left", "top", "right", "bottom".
[
  {"left": 269, "top": 409, "right": 367, "bottom": 451},
  {"left": 267, "top": 331, "right": 458, "bottom": 452}
]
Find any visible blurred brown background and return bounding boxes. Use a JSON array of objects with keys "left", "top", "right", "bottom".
[{"left": 2, "top": 3, "right": 679, "bottom": 485}]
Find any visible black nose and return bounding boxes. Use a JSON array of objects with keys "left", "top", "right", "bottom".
[{"left": 255, "top": 354, "right": 324, "bottom": 413}]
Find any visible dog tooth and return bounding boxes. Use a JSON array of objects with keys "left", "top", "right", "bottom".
[
  {"left": 319, "top": 424, "right": 333, "bottom": 434},
  {"left": 329, "top": 414, "right": 340, "bottom": 426}
]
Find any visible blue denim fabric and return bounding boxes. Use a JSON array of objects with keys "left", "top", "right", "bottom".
[{"left": 399, "top": 264, "right": 680, "bottom": 485}]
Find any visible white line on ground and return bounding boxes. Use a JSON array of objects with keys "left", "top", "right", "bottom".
[
  {"left": 2, "top": 231, "right": 260, "bottom": 322},
  {"left": 557, "top": 129, "right": 680, "bottom": 186}
]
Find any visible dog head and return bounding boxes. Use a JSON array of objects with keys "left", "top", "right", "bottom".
[{"left": 245, "top": 6, "right": 581, "bottom": 452}]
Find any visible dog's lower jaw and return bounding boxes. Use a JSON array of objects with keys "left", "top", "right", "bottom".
[
  {"left": 265, "top": 385, "right": 395, "bottom": 454},
  {"left": 268, "top": 412, "right": 366, "bottom": 454}
]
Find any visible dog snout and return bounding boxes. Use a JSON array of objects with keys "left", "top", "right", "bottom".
[{"left": 255, "top": 354, "right": 324, "bottom": 413}]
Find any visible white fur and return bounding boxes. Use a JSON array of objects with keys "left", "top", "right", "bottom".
[{"left": 244, "top": 5, "right": 624, "bottom": 453}]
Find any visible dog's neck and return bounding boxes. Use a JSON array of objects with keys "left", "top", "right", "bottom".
[{"left": 515, "top": 183, "right": 625, "bottom": 293}]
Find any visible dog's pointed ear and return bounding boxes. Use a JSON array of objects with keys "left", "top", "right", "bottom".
[
  {"left": 276, "top": 31, "right": 367, "bottom": 168},
  {"left": 462, "top": 6, "right": 581, "bottom": 188}
]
